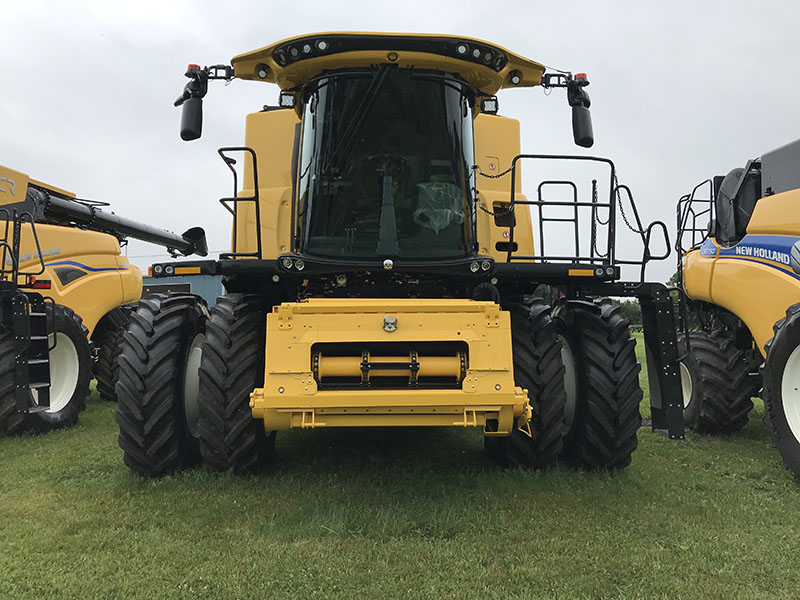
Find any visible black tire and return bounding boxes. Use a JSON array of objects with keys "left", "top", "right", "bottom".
[
  {"left": 762, "top": 302, "right": 800, "bottom": 479},
  {"left": 677, "top": 330, "right": 756, "bottom": 434},
  {"left": 485, "top": 299, "right": 566, "bottom": 469},
  {"left": 0, "top": 330, "right": 26, "bottom": 436},
  {"left": 198, "top": 294, "right": 274, "bottom": 474},
  {"left": 92, "top": 306, "right": 132, "bottom": 403},
  {"left": 115, "top": 294, "right": 207, "bottom": 477},
  {"left": 27, "top": 305, "right": 91, "bottom": 433},
  {"left": 554, "top": 299, "right": 642, "bottom": 470}
]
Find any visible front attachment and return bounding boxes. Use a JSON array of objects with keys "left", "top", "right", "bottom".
[{"left": 251, "top": 298, "right": 527, "bottom": 433}]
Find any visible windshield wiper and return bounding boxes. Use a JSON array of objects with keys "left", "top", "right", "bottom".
[{"left": 323, "top": 63, "right": 394, "bottom": 175}]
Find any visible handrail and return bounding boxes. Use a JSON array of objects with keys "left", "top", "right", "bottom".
[{"left": 217, "top": 147, "right": 263, "bottom": 260}]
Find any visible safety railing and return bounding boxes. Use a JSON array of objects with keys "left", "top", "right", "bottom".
[
  {"left": 481, "top": 154, "right": 669, "bottom": 282},
  {"left": 676, "top": 178, "right": 714, "bottom": 257},
  {"left": 0, "top": 207, "right": 46, "bottom": 285}
]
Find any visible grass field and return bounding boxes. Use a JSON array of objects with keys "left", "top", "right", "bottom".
[{"left": 1, "top": 335, "right": 799, "bottom": 599}]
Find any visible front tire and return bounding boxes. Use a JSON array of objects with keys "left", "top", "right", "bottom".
[
  {"left": 115, "top": 294, "right": 207, "bottom": 477},
  {"left": 554, "top": 299, "right": 642, "bottom": 470},
  {"left": 198, "top": 294, "right": 274, "bottom": 474},
  {"left": 27, "top": 304, "right": 91, "bottom": 433},
  {"left": 762, "top": 302, "right": 800, "bottom": 479},
  {"left": 677, "top": 330, "right": 755, "bottom": 434},
  {"left": 485, "top": 299, "right": 566, "bottom": 469},
  {"left": 0, "top": 330, "right": 26, "bottom": 436}
]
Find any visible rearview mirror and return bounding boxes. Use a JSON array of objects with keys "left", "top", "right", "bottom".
[
  {"left": 174, "top": 64, "right": 209, "bottom": 142},
  {"left": 567, "top": 74, "right": 594, "bottom": 148},
  {"left": 180, "top": 96, "right": 203, "bottom": 142},
  {"left": 572, "top": 104, "right": 594, "bottom": 148}
]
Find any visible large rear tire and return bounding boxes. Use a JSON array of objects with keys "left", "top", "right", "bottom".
[
  {"left": 678, "top": 330, "right": 755, "bottom": 434},
  {"left": 555, "top": 299, "right": 642, "bottom": 470},
  {"left": 92, "top": 306, "right": 132, "bottom": 403},
  {"left": 115, "top": 294, "right": 207, "bottom": 477},
  {"left": 198, "top": 294, "right": 274, "bottom": 474},
  {"left": 762, "top": 302, "right": 800, "bottom": 479},
  {"left": 485, "top": 299, "right": 566, "bottom": 469},
  {"left": 27, "top": 304, "right": 91, "bottom": 433},
  {"left": 0, "top": 330, "right": 26, "bottom": 436}
]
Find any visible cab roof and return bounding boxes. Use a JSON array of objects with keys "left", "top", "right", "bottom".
[{"left": 231, "top": 32, "right": 546, "bottom": 95}]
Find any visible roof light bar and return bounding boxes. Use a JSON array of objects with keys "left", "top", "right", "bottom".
[{"left": 269, "top": 35, "right": 507, "bottom": 72}]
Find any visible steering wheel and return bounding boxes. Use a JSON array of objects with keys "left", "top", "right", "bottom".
[{"left": 367, "top": 154, "right": 410, "bottom": 176}]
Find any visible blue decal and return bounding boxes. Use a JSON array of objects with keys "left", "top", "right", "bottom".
[
  {"left": 709, "top": 234, "right": 800, "bottom": 280},
  {"left": 699, "top": 239, "right": 717, "bottom": 257},
  {"left": 47, "top": 260, "right": 129, "bottom": 273}
]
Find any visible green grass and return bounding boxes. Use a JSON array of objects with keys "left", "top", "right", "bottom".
[{"left": 1, "top": 335, "right": 799, "bottom": 599}]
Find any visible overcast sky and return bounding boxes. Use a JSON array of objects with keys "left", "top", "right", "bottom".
[{"left": 3, "top": 0, "right": 798, "bottom": 283}]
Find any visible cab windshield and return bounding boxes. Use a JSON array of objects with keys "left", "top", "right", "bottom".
[{"left": 296, "top": 66, "right": 475, "bottom": 260}]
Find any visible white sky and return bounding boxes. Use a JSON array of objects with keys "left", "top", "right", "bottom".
[{"left": 3, "top": 0, "right": 799, "bottom": 283}]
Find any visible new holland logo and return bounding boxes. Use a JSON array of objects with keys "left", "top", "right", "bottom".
[
  {"left": 791, "top": 241, "right": 800, "bottom": 275},
  {"left": 0, "top": 176, "right": 15, "bottom": 196}
]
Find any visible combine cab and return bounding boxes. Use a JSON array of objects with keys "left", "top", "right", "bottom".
[{"left": 123, "top": 32, "right": 684, "bottom": 477}]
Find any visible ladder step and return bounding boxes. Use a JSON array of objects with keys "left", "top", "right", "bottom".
[
  {"left": 28, "top": 312, "right": 46, "bottom": 317},
  {"left": 27, "top": 358, "right": 48, "bottom": 365},
  {"left": 29, "top": 335, "right": 48, "bottom": 341},
  {"left": 29, "top": 382, "right": 50, "bottom": 389},
  {"left": 27, "top": 406, "right": 48, "bottom": 414}
]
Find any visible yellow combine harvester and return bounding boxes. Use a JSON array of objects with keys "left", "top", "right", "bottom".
[
  {"left": 121, "top": 32, "right": 684, "bottom": 477},
  {"left": 0, "top": 165, "right": 207, "bottom": 435},
  {"left": 677, "top": 139, "right": 800, "bottom": 479}
]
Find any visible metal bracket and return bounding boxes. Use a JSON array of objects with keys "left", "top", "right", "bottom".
[
  {"left": 300, "top": 409, "right": 325, "bottom": 428},
  {"left": 453, "top": 408, "right": 478, "bottom": 427}
]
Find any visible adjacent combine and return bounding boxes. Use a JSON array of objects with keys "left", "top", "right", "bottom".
[
  {"left": 0, "top": 165, "right": 207, "bottom": 435},
  {"left": 677, "top": 139, "right": 800, "bottom": 479},
  {"left": 121, "top": 32, "right": 684, "bottom": 477}
]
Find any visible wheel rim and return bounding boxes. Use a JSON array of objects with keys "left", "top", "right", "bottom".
[
  {"left": 183, "top": 333, "right": 204, "bottom": 439},
  {"left": 559, "top": 334, "right": 577, "bottom": 433},
  {"left": 46, "top": 332, "right": 80, "bottom": 413},
  {"left": 680, "top": 362, "right": 693, "bottom": 409},
  {"left": 781, "top": 344, "right": 800, "bottom": 441}
]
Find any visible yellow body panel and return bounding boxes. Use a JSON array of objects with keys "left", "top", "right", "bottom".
[
  {"left": 236, "top": 110, "right": 297, "bottom": 259},
  {"left": 7, "top": 223, "right": 142, "bottom": 335},
  {"left": 474, "top": 114, "right": 534, "bottom": 261},
  {"left": 683, "top": 188, "right": 800, "bottom": 354},
  {"left": 252, "top": 298, "right": 526, "bottom": 432},
  {"left": 231, "top": 32, "right": 545, "bottom": 95},
  {"left": 0, "top": 165, "right": 29, "bottom": 207},
  {"left": 747, "top": 188, "right": 800, "bottom": 235}
]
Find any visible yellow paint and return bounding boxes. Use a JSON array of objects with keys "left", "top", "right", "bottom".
[
  {"left": 568, "top": 269, "right": 595, "bottom": 277},
  {"left": 251, "top": 298, "right": 526, "bottom": 432},
  {"left": 174, "top": 266, "right": 201, "bottom": 275},
  {"left": 28, "top": 178, "right": 76, "bottom": 199},
  {"left": 709, "top": 255, "right": 798, "bottom": 353},
  {"left": 474, "top": 114, "right": 534, "bottom": 261},
  {"left": 236, "top": 109, "right": 297, "bottom": 259},
  {"left": 683, "top": 187, "right": 800, "bottom": 355},
  {"left": 0, "top": 165, "right": 30, "bottom": 207},
  {"left": 747, "top": 188, "right": 800, "bottom": 235},
  {"left": 4, "top": 222, "right": 142, "bottom": 336},
  {"left": 231, "top": 32, "right": 545, "bottom": 96}
]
